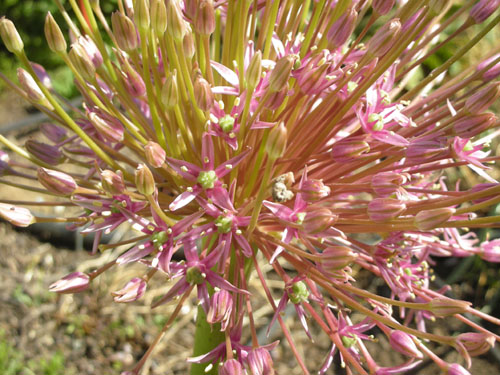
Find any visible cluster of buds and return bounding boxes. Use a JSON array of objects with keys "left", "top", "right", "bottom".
[{"left": 1, "top": 0, "right": 500, "bottom": 374}]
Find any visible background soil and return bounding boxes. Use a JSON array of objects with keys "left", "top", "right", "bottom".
[{"left": 1, "top": 91, "right": 500, "bottom": 374}]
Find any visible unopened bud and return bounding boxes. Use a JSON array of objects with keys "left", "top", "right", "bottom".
[
  {"left": 145, "top": 141, "right": 166, "bottom": 168},
  {"left": 453, "top": 113, "right": 497, "bottom": 138},
  {"left": 0, "top": 17, "right": 24, "bottom": 54},
  {"left": 134, "top": 0, "right": 150, "bottom": 31},
  {"left": 182, "top": 31, "right": 196, "bottom": 59},
  {"left": 112, "top": 277, "right": 146, "bottom": 303},
  {"left": 207, "top": 289, "right": 233, "bottom": 330},
  {"left": 389, "top": 331, "right": 423, "bottom": 359},
  {"left": 372, "top": 0, "right": 396, "bottom": 15},
  {"left": 366, "top": 18, "right": 401, "bottom": 57},
  {"left": 246, "top": 348, "right": 275, "bottom": 375},
  {"left": 111, "top": 12, "right": 138, "bottom": 52},
  {"left": 167, "top": 0, "right": 187, "bottom": 42},
  {"left": 405, "top": 139, "right": 447, "bottom": 159},
  {"left": 269, "top": 55, "right": 295, "bottom": 93},
  {"left": 0, "top": 203, "right": 34, "bottom": 227},
  {"left": 327, "top": 8, "right": 357, "bottom": 48},
  {"left": 469, "top": 0, "right": 500, "bottom": 24},
  {"left": 88, "top": 112, "right": 125, "bottom": 143},
  {"left": 68, "top": 43, "right": 96, "bottom": 81},
  {"left": 368, "top": 198, "right": 406, "bottom": 222},
  {"left": 194, "top": 72, "right": 214, "bottom": 111},
  {"left": 447, "top": 363, "right": 471, "bottom": 375},
  {"left": 427, "top": 297, "right": 471, "bottom": 317},
  {"left": 194, "top": 0, "right": 216, "bottom": 35},
  {"left": 25, "top": 140, "right": 65, "bottom": 165},
  {"left": 477, "top": 53, "right": 500, "bottom": 81},
  {"left": 135, "top": 164, "right": 156, "bottom": 196},
  {"left": 40, "top": 123, "right": 67, "bottom": 143},
  {"left": 302, "top": 207, "right": 337, "bottom": 234},
  {"left": 17, "top": 68, "right": 45, "bottom": 103},
  {"left": 331, "top": 138, "right": 370, "bottom": 162},
  {"left": 219, "top": 359, "right": 244, "bottom": 375},
  {"left": 49, "top": 272, "right": 90, "bottom": 294},
  {"left": 414, "top": 207, "right": 455, "bottom": 230},
  {"left": 301, "top": 179, "right": 330, "bottom": 202},
  {"left": 264, "top": 84, "right": 288, "bottom": 110},
  {"left": 78, "top": 35, "right": 102, "bottom": 68},
  {"left": 246, "top": 50, "right": 262, "bottom": 90},
  {"left": 265, "top": 122, "right": 287, "bottom": 159},
  {"left": 150, "top": 0, "right": 167, "bottom": 35},
  {"left": 101, "top": 169, "right": 126, "bottom": 195},
  {"left": 321, "top": 246, "right": 357, "bottom": 272},
  {"left": 456, "top": 332, "right": 495, "bottom": 357},
  {"left": 44, "top": 12, "right": 66, "bottom": 53},
  {"left": 371, "top": 171, "right": 408, "bottom": 196},
  {"left": 161, "top": 71, "right": 179, "bottom": 108},
  {"left": 37, "top": 168, "right": 77, "bottom": 196},
  {"left": 121, "top": 59, "right": 146, "bottom": 97},
  {"left": 465, "top": 82, "right": 500, "bottom": 114}
]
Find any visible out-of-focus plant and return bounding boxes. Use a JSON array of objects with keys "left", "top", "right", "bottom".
[{"left": 1, "top": 1, "right": 500, "bottom": 374}]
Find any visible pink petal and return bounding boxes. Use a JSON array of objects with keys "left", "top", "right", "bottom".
[{"left": 211, "top": 61, "right": 240, "bottom": 87}]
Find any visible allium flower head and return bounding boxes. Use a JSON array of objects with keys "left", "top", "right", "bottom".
[{"left": 1, "top": 1, "right": 500, "bottom": 374}]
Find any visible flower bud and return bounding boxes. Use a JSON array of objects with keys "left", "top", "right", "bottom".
[
  {"left": 88, "top": 112, "right": 125, "bottom": 143},
  {"left": 469, "top": 0, "right": 500, "bottom": 24},
  {"left": 151, "top": 0, "right": 168, "bottom": 36},
  {"left": 0, "top": 17, "right": 24, "bottom": 54},
  {"left": 368, "top": 198, "right": 406, "bottom": 222},
  {"left": 331, "top": 138, "right": 370, "bottom": 162},
  {"left": 101, "top": 169, "right": 126, "bottom": 195},
  {"left": 194, "top": 72, "right": 214, "bottom": 111},
  {"left": 301, "top": 207, "right": 337, "bottom": 234},
  {"left": 167, "top": 0, "right": 187, "bottom": 42},
  {"left": 264, "top": 84, "right": 288, "bottom": 110},
  {"left": 301, "top": 179, "right": 330, "bottom": 202},
  {"left": 480, "top": 239, "right": 500, "bottom": 262},
  {"left": 121, "top": 59, "right": 146, "bottom": 97},
  {"left": 268, "top": 55, "right": 295, "bottom": 93},
  {"left": 78, "top": 35, "right": 102, "bottom": 68},
  {"left": 49, "top": 272, "right": 90, "bottom": 294},
  {"left": 465, "top": 82, "right": 500, "bottom": 114},
  {"left": 389, "top": 331, "right": 423, "bottom": 359},
  {"left": 40, "top": 123, "right": 67, "bottom": 143},
  {"left": 17, "top": 68, "right": 45, "bottom": 103},
  {"left": 135, "top": 163, "right": 155, "bottom": 196},
  {"left": 405, "top": 139, "right": 447, "bottom": 159},
  {"left": 68, "top": 43, "right": 96, "bottom": 81},
  {"left": 31, "top": 62, "right": 52, "bottom": 90},
  {"left": 372, "top": 0, "right": 396, "bottom": 15},
  {"left": 427, "top": 297, "right": 471, "bottom": 317},
  {"left": 37, "top": 167, "right": 78, "bottom": 196},
  {"left": 207, "top": 289, "right": 233, "bottom": 330},
  {"left": 194, "top": 0, "right": 216, "bottom": 35},
  {"left": 477, "top": 53, "right": 500, "bottom": 81},
  {"left": 456, "top": 332, "right": 495, "bottom": 357},
  {"left": 182, "top": 31, "right": 196, "bottom": 59},
  {"left": 321, "top": 246, "right": 357, "bottom": 272},
  {"left": 265, "top": 122, "right": 287, "bottom": 160},
  {"left": 246, "top": 348, "right": 275, "bottom": 375},
  {"left": 246, "top": 50, "right": 262, "bottom": 90},
  {"left": 25, "top": 140, "right": 65, "bottom": 165},
  {"left": 112, "top": 277, "right": 147, "bottom": 303},
  {"left": 0, "top": 203, "right": 34, "bottom": 227},
  {"left": 371, "top": 171, "right": 408, "bottom": 196},
  {"left": 145, "top": 141, "right": 166, "bottom": 168},
  {"left": 111, "top": 12, "right": 138, "bottom": 52},
  {"left": 447, "top": 363, "right": 471, "bottom": 375},
  {"left": 414, "top": 207, "right": 455, "bottom": 230},
  {"left": 44, "top": 12, "right": 66, "bottom": 53},
  {"left": 327, "top": 8, "right": 357, "bottom": 48},
  {"left": 453, "top": 113, "right": 497, "bottom": 138},
  {"left": 219, "top": 359, "right": 244, "bottom": 375},
  {"left": 134, "top": 0, "right": 150, "bottom": 31},
  {"left": 161, "top": 70, "right": 179, "bottom": 108},
  {"left": 366, "top": 18, "right": 401, "bottom": 57}
]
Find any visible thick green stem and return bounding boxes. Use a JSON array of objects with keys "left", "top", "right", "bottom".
[{"left": 190, "top": 306, "right": 225, "bottom": 375}]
